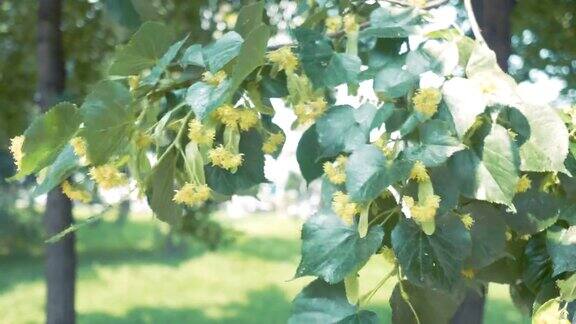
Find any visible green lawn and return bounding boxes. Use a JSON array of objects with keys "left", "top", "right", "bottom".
[{"left": 0, "top": 214, "right": 530, "bottom": 323}]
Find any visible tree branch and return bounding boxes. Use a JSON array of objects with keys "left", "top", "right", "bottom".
[{"left": 382, "top": 0, "right": 451, "bottom": 10}]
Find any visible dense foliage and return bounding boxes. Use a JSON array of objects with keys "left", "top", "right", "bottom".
[{"left": 7, "top": 1, "right": 576, "bottom": 322}]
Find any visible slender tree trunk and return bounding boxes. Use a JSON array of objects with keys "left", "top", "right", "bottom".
[
  {"left": 37, "top": 1, "right": 76, "bottom": 323},
  {"left": 451, "top": 1, "right": 515, "bottom": 323}
]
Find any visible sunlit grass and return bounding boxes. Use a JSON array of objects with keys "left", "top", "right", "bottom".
[{"left": 0, "top": 214, "right": 530, "bottom": 323}]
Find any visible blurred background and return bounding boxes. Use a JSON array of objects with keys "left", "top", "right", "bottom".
[{"left": 0, "top": 0, "right": 574, "bottom": 323}]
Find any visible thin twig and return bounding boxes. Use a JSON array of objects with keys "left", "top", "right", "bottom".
[{"left": 463, "top": 0, "right": 485, "bottom": 43}]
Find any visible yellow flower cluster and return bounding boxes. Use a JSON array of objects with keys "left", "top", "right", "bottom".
[
  {"left": 188, "top": 119, "right": 215, "bottom": 145},
  {"left": 89, "top": 164, "right": 127, "bottom": 189},
  {"left": 413, "top": 88, "right": 442, "bottom": 118},
  {"left": 214, "top": 105, "right": 259, "bottom": 131},
  {"left": 266, "top": 46, "right": 299, "bottom": 73},
  {"left": 208, "top": 145, "right": 243, "bottom": 171},
  {"left": 173, "top": 182, "right": 211, "bottom": 207},
  {"left": 409, "top": 161, "right": 429, "bottom": 182},
  {"left": 128, "top": 75, "right": 140, "bottom": 91},
  {"left": 61, "top": 180, "right": 92, "bottom": 203},
  {"left": 403, "top": 195, "right": 441, "bottom": 223},
  {"left": 373, "top": 136, "right": 393, "bottom": 157},
  {"left": 381, "top": 247, "right": 396, "bottom": 265},
  {"left": 202, "top": 70, "right": 227, "bottom": 86},
  {"left": 332, "top": 191, "right": 357, "bottom": 224},
  {"left": 516, "top": 174, "right": 532, "bottom": 193},
  {"left": 70, "top": 137, "right": 87, "bottom": 158},
  {"left": 135, "top": 133, "right": 152, "bottom": 149},
  {"left": 461, "top": 268, "right": 475, "bottom": 279},
  {"left": 9, "top": 135, "right": 25, "bottom": 171},
  {"left": 343, "top": 14, "right": 358, "bottom": 35},
  {"left": 294, "top": 98, "right": 327, "bottom": 125},
  {"left": 262, "top": 132, "right": 285, "bottom": 154},
  {"left": 323, "top": 155, "right": 348, "bottom": 185},
  {"left": 460, "top": 213, "right": 475, "bottom": 230},
  {"left": 237, "top": 109, "right": 259, "bottom": 131},
  {"left": 325, "top": 16, "right": 342, "bottom": 34}
]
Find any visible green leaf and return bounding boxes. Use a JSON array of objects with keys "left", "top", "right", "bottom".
[
  {"left": 293, "top": 28, "right": 334, "bottom": 88},
  {"left": 109, "top": 22, "right": 175, "bottom": 76},
  {"left": 337, "top": 311, "right": 379, "bottom": 324},
  {"left": 353, "top": 103, "right": 378, "bottom": 134},
  {"left": 373, "top": 66, "right": 417, "bottom": 98},
  {"left": 360, "top": 7, "right": 421, "bottom": 39},
  {"left": 234, "top": 1, "right": 264, "bottom": 37},
  {"left": 33, "top": 145, "right": 79, "bottom": 196},
  {"left": 389, "top": 280, "right": 460, "bottom": 324},
  {"left": 296, "top": 125, "right": 326, "bottom": 184},
  {"left": 205, "top": 129, "right": 267, "bottom": 195},
  {"left": 147, "top": 151, "right": 181, "bottom": 225},
  {"left": 515, "top": 103, "right": 570, "bottom": 173},
  {"left": 295, "top": 210, "right": 384, "bottom": 284},
  {"left": 289, "top": 279, "right": 371, "bottom": 324},
  {"left": 558, "top": 273, "right": 576, "bottom": 302},
  {"left": 503, "top": 189, "right": 561, "bottom": 235},
  {"left": 18, "top": 102, "right": 81, "bottom": 177},
  {"left": 391, "top": 213, "right": 472, "bottom": 290},
  {"left": 180, "top": 44, "right": 204, "bottom": 67},
  {"left": 103, "top": 0, "right": 141, "bottom": 31},
  {"left": 202, "top": 31, "right": 244, "bottom": 72},
  {"left": 461, "top": 202, "right": 507, "bottom": 268},
  {"left": 547, "top": 226, "right": 576, "bottom": 276},
  {"left": 523, "top": 234, "right": 553, "bottom": 293},
  {"left": 403, "top": 120, "right": 465, "bottom": 167},
  {"left": 324, "top": 53, "right": 361, "bottom": 88},
  {"left": 430, "top": 165, "right": 460, "bottom": 215},
  {"left": 316, "top": 106, "right": 367, "bottom": 158},
  {"left": 345, "top": 145, "right": 413, "bottom": 202},
  {"left": 441, "top": 77, "right": 486, "bottom": 139},
  {"left": 185, "top": 80, "right": 231, "bottom": 121},
  {"left": 141, "top": 35, "right": 188, "bottom": 86},
  {"left": 229, "top": 24, "right": 271, "bottom": 94},
  {"left": 449, "top": 124, "right": 519, "bottom": 207},
  {"left": 81, "top": 81, "right": 133, "bottom": 165}
]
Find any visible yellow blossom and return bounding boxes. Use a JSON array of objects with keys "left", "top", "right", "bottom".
[
  {"left": 332, "top": 191, "right": 357, "bottom": 224},
  {"left": 325, "top": 15, "right": 342, "bottom": 34},
  {"left": 373, "top": 136, "right": 393, "bottom": 157},
  {"left": 128, "top": 75, "right": 140, "bottom": 91},
  {"left": 135, "top": 133, "right": 152, "bottom": 149},
  {"left": 214, "top": 105, "right": 240, "bottom": 127},
  {"left": 202, "top": 70, "right": 227, "bottom": 86},
  {"left": 343, "top": 14, "right": 358, "bottom": 35},
  {"left": 413, "top": 88, "right": 442, "bottom": 118},
  {"left": 294, "top": 98, "right": 327, "bottom": 125},
  {"left": 188, "top": 119, "right": 215, "bottom": 145},
  {"left": 409, "top": 161, "right": 429, "bottom": 182},
  {"left": 89, "top": 164, "right": 127, "bottom": 189},
  {"left": 460, "top": 213, "right": 475, "bottom": 230},
  {"left": 505, "top": 230, "right": 513, "bottom": 241},
  {"left": 9, "top": 135, "right": 25, "bottom": 171},
  {"left": 71, "top": 137, "right": 88, "bottom": 157},
  {"left": 461, "top": 268, "right": 475, "bottom": 279},
  {"left": 266, "top": 46, "right": 299, "bottom": 73},
  {"left": 516, "top": 174, "right": 532, "bottom": 193},
  {"left": 403, "top": 195, "right": 441, "bottom": 223},
  {"left": 323, "top": 155, "right": 347, "bottom": 185},
  {"left": 262, "top": 132, "right": 285, "bottom": 154},
  {"left": 208, "top": 145, "right": 244, "bottom": 171},
  {"left": 381, "top": 247, "right": 396, "bottom": 265},
  {"left": 173, "top": 182, "right": 211, "bottom": 207},
  {"left": 61, "top": 180, "right": 92, "bottom": 203},
  {"left": 238, "top": 109, "right": 259, "bottom": 131}
]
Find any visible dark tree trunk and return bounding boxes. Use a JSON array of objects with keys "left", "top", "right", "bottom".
[
  {"left": 451, "top": 1, "right": 515, "bottom": 323},
  {"left": 37, "top": 1, "right": 76, "bottom": 324}
]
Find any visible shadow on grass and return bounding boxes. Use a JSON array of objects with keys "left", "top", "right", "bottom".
[{"left": 80, "top": 286, "right": 293, "bottom": 324}]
